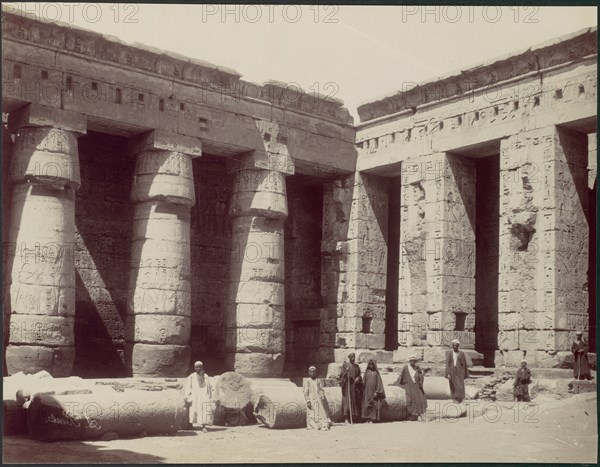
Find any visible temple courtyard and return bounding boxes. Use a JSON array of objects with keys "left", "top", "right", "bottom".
[{"left": 3, "top": 393, "right": 596, "bottom": 464}]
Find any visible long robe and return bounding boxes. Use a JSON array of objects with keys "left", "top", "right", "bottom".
[
  {"left": 303, "top": 377, "right": 332, "bottom": 430},
  {"left": 339, "top": 361, "right": 362, "bottom": 421},
  {"left": 399, "top": 365, "right": 427, "bottom": 416},
  {"left": 362, "top": 369, "right": 386, "bottom": 421},
  {"left": 572, "top": 339, "right": 592, "bottom": 380},
  {"left": 445, "top": 350, "right": 468, "bottom": 403},
  {"left": 513, "top": 367, "right": 531, "bottom": 401},
  {"left": 185, "top": 373, "right": 214, "bottom": 426}
]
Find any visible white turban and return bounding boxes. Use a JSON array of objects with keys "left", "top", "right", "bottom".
[{"left": 451, "top": 339, "right": 460, "bottom": 345}]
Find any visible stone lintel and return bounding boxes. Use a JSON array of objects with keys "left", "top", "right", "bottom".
[
  {"left": 226, "top": 150, "right": 295, "bottom": 175},
  {"left": 129, "top": 130, "right": 202, "bottom": 158},
  {"left": 8, "top": 104, "right": 87, "bottom": 135}
]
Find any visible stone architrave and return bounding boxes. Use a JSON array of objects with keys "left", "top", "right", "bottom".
[
  {"left": 399, "top": 153, "right": 476, "bottom": 356},
  {"left": 225, "top": 119, "right": 294, "bottom": 377},
  {"left": 5, "top": 104, "right": 86, "bottom": 376},
  {"left": 498, "top": 126, "right": 588, "bottom": 366},
  {"left": 126, "top": 130, "right": 202, "bottom": 377}
]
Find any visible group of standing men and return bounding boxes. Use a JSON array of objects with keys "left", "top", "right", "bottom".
[
  {"left": 183, "top": 333, "right": 593, "bottom": 431},
  {"left": 335, "top": 339, "right": 470, "bottom": 426}
]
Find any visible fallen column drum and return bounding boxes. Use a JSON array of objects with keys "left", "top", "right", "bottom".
[{"left": 26, "top": 388, "right": 185, "bottom": 441}]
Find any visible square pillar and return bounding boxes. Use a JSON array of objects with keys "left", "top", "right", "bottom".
[
  {"left": 498, "top": 126, "right": 589, "bottom": 366},
  {"left": 320, "top": 172, "right": 388, "bottom": 358},
  {"left": 399, "top": 153, "right": 476, "bottom": 362}
]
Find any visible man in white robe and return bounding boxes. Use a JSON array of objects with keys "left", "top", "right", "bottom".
[{"left": 184, "top": 361, "right": 213, "bottom": 432}]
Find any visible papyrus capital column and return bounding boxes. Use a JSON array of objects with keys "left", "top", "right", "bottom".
[
  {"left": 5, "top": 104, "right": 86, "bottom": 376},
  {"left": 225, "top": 120, "right": 295, "bottom": 376},
  {"left": 126, "top": 130, "right": 201, "bottom": 377}
]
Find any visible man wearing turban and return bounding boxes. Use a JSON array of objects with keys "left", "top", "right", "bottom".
[
  {"left": 338, "top": 353, "right": 362, "bottom": 423},
  {"left": 445, "top": 340, "right": 468, "bottom": 403}
]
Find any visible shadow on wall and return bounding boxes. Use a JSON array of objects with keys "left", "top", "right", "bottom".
[{"left": 72, "top": 131, "right": 134, "bottom": 377}]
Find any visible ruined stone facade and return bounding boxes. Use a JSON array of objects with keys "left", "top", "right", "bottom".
[{"left": 1, "top": 10, "right": 596, "bottom": 378}]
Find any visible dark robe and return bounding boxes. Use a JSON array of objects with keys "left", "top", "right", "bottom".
[
  {"left": 398, "top": 365, "right": 427, "bottom": 416},
  {"left": 362, "top": 369, "right": 385, "bottom": 421},
  {"left": 339, "top": 361, "right": 362, "bottom": 421},
  {"left": 513, "top": 367, "right": 531, "bottom": 401},
  {"left": 572, "top": 339, "right": 592, "bottom": 380},
  {"left": 445, "top": 350, "right": 468, "bottom": 403}
]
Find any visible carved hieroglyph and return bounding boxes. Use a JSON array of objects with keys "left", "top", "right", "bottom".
[
  {"left": 399, "top": 153, "right": 476, "bottom": 350},
  {"left": 225, "top": 120, "right": 294, "bottom": 376},
  {"left": 497, "top": 126, "right": 589, "bottom": 366},
  {"left": 126, "top": 131, "right": 201, "bottom": 377},
  {"left": 5, "top": 107, "right": 85, "bottom": 376}
]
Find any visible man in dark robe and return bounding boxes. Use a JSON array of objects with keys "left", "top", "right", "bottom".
[
  {"left": 445, "top": 339, "right": 468, "bottom": 403},
  {"left": 338, "top": 352, "right": 362, "bottom": 423},
  {"left": 362, "top": 359, "right": 385, "bottom": 423},
  {"left": 572, "top": 331, "right": 592, "bottom": 380},
  {"left": 513, "top": 359, "right": 531, "bottom": 402},
  {"left": 399, "top": 355, "right": 427, "bottom": 421}
]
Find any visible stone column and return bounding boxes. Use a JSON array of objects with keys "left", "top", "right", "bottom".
[
  {"left": 5, "top": 104, "right": 86, "bottom": 376},
  {"left": 498, "top": 126, "right": 588, "bottom": 367},
  {"left": 126, "top": 130, "right": 201, "bottom": 377},
  {"left": 320, "top": 173, "right": 389, "bottom": 361},
  {"left": 399, "top": 153, "right": 476, "bottom": 362},
  {"left": 225, "top": 121, "right": 294, "bottom": 377}
]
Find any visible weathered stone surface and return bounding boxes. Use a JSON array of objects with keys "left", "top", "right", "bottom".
[
  {"left": 126, "top": 343, "right": 191, "bottom": 377},
  {"left": 8, "top": 104, "right": 87, "bottom": 136},
  {"left": 5, "top": 345, "right": 75, "bottom": 377},
  {"left": 224, "top": 352, "right": 284, "bottom": 377},
  {"left": 11, "top": 127, "right": 80, "bottom": 187},
  {"left": 9, "top": 315, "right": 74, "bottom": 346},
  {"left": 126, "top": 315, "right": 191, "bottom": 345},
  {"left": 131, "top": 151, "right": 196, "bottom": 205},
  {"left": 27, "top": 389, "right": 185, "bottom": 440},
  {"left": 128, "top": 130, "right": 202, "bottom": 158}
]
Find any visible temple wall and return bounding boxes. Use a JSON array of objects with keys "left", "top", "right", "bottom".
[
  {"left": 73, "top": 132, "right": 134, "bottom": 376},
  {"left": 320, "top": 172, "right": 389, "bottom": 362},
  {"left": 189, "top": 155, "right": 234, "bottom": 368},
  {"left": 284, "top": 176, "right": 323, "bottom": 365}
]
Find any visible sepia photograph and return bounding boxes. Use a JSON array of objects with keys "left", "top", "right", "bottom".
[{"left": 1, "top": 2, "right": 598, "bottom": 464}]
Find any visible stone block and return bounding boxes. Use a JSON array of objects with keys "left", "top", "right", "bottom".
[
  {"left": 11, "top": 127, "right": 80, "bottom": 187},
  {"left": 224, "top": 304, "right": 284, "bottom": 329},
  {"left": 126, "top": 343, "right": 191, "bottom": 377},
  {"left": 224, "top": 328, "right": 284, "bottom": 354},
  {"left": 132, "top": 151, "right": 195, "bottom": 205},
  {"left": 5, "top": 345, "right": 75, "bottom": 377},
  {"left": 9, "top": 315, "right": 74, "bottom": 347},
  {"left": 231, "top": 190, "right": 288, "bottom": 219},
  {"left": 497, "top": 330, "right": 520, "bottom": 350},
  {"left": 422, "top": 347, "right": 448, "bottom": 363},
  {"left": 366, "top": 333, "right": 385, "bottom": 350},
  {"left": 128, "top": 129, "right": 202, "bottom": 158},
  {"left": 126, "top": 315, "right": 191, "bottom": 345},
  {"left": 355, "top": 349, "right": 393, "bottom": 364},
  {"left": 224, "top": 352, "right": 284, "bottom": 377},
  {"left": 9, "top": 283, "right": 76, "bottom": 317},
  {"left": 393, "top": 347, "right": 424, "bottom": 363},
  {"left": 229, "top": 281, "right": 285, "bottom": 307},
  {"left": 8, "top": 103, "right": 87, "bottom": 135}
]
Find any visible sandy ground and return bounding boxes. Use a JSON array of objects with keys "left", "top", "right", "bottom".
[{"left": 4, "top": 393, "right": 597, "bottom": 464}]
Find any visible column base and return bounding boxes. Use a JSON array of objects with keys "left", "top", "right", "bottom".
[
  {"left": 5, "top": 345, "right": 74, "bottom": 376},
  {"left": 125, "top": 343, "right": 191, "bottom": 377},
  {"left": 224, "top": 352, "right": 284, "bottom": 377}
]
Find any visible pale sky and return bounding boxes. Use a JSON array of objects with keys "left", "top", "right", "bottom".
[{"left": 5, "top": 3, "right": 598, "bottom": 122}]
